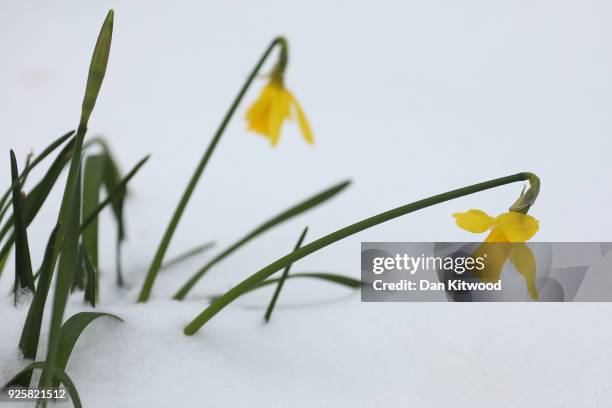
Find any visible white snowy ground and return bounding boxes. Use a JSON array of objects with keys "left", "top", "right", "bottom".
[{"left": 2, "top": 0, "right": 612, "bottom": 407}]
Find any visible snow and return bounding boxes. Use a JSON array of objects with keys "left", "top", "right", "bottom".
[{"left": 2, "top": 0, "right": 612, "bottom": 406}]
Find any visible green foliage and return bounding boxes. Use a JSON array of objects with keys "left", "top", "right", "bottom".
[
  {"left": 264, "top": 227, "right": 308, "bottom": 322},
  {"left": 82, "top": 154, "right": 106, "bottom": 268},
  {"left": 252, "top": 272, "right": 362, "bottom": 292},
  {"left": 173, "top": 180, "right": 351, "bottom": 300},
  {"left": 9, "top": 150, "right": 35, "bottom": 301},
  {"left": 16, "top": 226, "right": 59, "bottom": 387},
  {"left": 53, "top": 312, "right": 123, "bottom": 386},
  {"left": 81, "top": 246, "right": 98, "bottom": 307},
  {"left": 0, "top": 137, "right": 76, "bottom": 278},
  {"left": 39, "top": 165, "right": 82, "bottom": 388}
]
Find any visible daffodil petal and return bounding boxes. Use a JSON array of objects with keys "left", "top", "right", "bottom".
[
  {"left": 472, "top": 238, "right": 512, "bottom": 282},
  {"left": 510, "top": 243, "right": 539, "bottom": 300},
  {"left": 484, "top": 228, "right": 508, "bottom": 243},
  {"left": 288, "top": 91, "right": 314, "bottom": 145},
  {"left": 495, "top": 212, "right": 539, "bottom": 242},
  {"left": 267, "top": 87, "right": 291, "bottom": 146},
  {"left": 452, "top": 209, "right": 496, "bottom": 234}
]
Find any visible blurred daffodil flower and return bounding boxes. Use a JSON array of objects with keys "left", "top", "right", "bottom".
[
  {"left": 245, "top": 76, "right": 314, "bottom": 147},
  {"left": 453, "top": 209, "right": 540, "bottom": 300}
]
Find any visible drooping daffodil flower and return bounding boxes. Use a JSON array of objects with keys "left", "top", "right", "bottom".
[
  {"left": 245, "top": 77, "right": 314, "bottom": 147},
  {"left": 453, "top": 209, "right": 540, "bottom": 300}
]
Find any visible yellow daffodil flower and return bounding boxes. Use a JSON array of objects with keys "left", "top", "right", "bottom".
[
  {"left": 453, "top": 209, "right": 540, "bottom": 300},
  {"left": 245, "top": 77, "right": 314, "bottom": 146}
]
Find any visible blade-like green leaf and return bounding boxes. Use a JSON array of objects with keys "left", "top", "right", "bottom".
[
  {"left": 183, "top": 172, "right": 537, "bottom": 335},
  {"left": 17, "top": 226, "right": 59, "bottom": 387},
  {"left": 54, "top": 312, "right": 122, "bottom": 385},
  {"left": 161, "top": 241, "right": 216, "bottom": 271},
  {"left": 82, "top": 155, "right": 106, "bottom": 268},
  {"left": 173, "top": 180, "right": 351, "bottom": 300},
  {"left": 10, "top": 150, "right": 35, "bottom": 300},
  {"left": 81, "top": 246, "right": 98, "bottom": 307},
  {"left": 3, "top": 362, "right": 82, "bottom": 408},
  {"left": 0, "top": 138, "right": 76, "bottom": 274},
  {"left": 264, "top": 227, "right": 308, "bottom": 322},
  {"left": 50, "top": 8, "right": 114, "bottom": 281},
  {"left": 0, "top": 131, "right": 74, "bottom": 226},
  {"left": 79, "top": 10, "right": 114, "bottom": 129},
  {"left": 79, "top": 155, "right": 149, "bottom": 233},
  {"left": 72, "top": 245, "right": 86, "bottom": 292},
  {"left": 18, "top": 153, "right": 33, "bottom": 189},
  {"left": 102, "top": 153, "right": 126, "bottom": 286},
  {"left": 39, "top": 166, "right": 82, "bottom": 389},
  {"left": 85, "top": 138, "right": 129, "bottom": 285},
  {"left": 250, "top": 272, "right": 362, "bottom": 292},
  {"left": 0, "top": 252, "right": 7, "bottom": 278}
]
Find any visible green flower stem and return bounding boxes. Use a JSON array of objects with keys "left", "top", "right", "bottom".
[
  {"left": 137, "top": 37, "right": 289, "bottom": 302},
  {"left": 184, "top": 172, "right": 537, "bottom": 335}
]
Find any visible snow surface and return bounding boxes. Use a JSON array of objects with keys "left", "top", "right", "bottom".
[{"left": 2, "top": 0, "right": 612, "bottom": 406}]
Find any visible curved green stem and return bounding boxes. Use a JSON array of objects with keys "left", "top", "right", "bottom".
[
  {"left": 138, "top": 37, "right": 289, "bottom": 302},
  {"left": 184, "top": 172, "right": 538, "bottom": 335}
]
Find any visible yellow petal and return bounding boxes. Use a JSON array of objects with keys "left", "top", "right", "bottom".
[
  {"left": 245, "top": 84, "right": 273, "bottom": 123},
  {"left": 472, "top": 239, "right": 512, "bottom": 282},
  {"left": 267, "top": 87, "right": 292, "bottom": 146},
  {"left": 509, "top": 243, "right": 539, "bottom": 300},
  {"left": 288, "top": 91, "right": 314, "bottom": 145},
  {"left": 495, "top": 212, "right": 539, "bottom": 242},
  {"left": 452, "top": 209, "right": 496, "bottom": 234}
]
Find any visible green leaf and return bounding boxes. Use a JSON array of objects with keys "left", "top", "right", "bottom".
[
  {"left": 17, "top": 226, "right": 59, "bottom": 387},
  {"left": 264, "top": 227, "right": 308, "bottom": 322},
  {"left": 54, "top": 312, "right": 123, "bottom": 385},
  {"left": 102, "top": 153, "right": 127, "bottom": 286},
  {"left": 0, "top": 131, "right": 74, "bottom": 227},
  {"left": 79, "top": 155, "right": 149, "bottom": 233},
  {"left": 183, "top": 172, "right": 536, "bottom": 335},
  {"left": 251, "top": 272, "right": 362, "bottom": 292},
  {"left": 0, "top": 138, "right": 75, "bottom": 275},
  {"left": 161, "top": 241, "right": 216, "bottom": 271},
  {"left": 79, "top": 10, "right": 114, "bottom": 129},
  {"left": 81, "top": 246, "right": 98, "bottom": 307},
  {"left": 9, "top": 150, "right": 35, "bottom": 300},
  {"left": 39, "top": 166, "right": 82, "bottom": 389},
  {"left": 0, "top": 252, "right": 7, "bottom": 278},
  {"left": 173, "top": 180, "right": 351, "bottom": 300},
  {"left": 72, "top": 245, "right": 86, "bottom": 292},
  {"left": 81, "top": 155, "right": 107, "bottom": 268},
  {"left": 85, "top": 138, "right": 129, "bottom": 285},
  {"left": 3, "top": 362, "right": 83, "bottom": 408}
]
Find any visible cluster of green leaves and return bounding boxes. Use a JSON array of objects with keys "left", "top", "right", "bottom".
[
  {"left": 2, "top": 7, "right": 543, "bottom": 407},
  {"left": 1, "top": 10, "right": 145, "bottom": 407}
]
